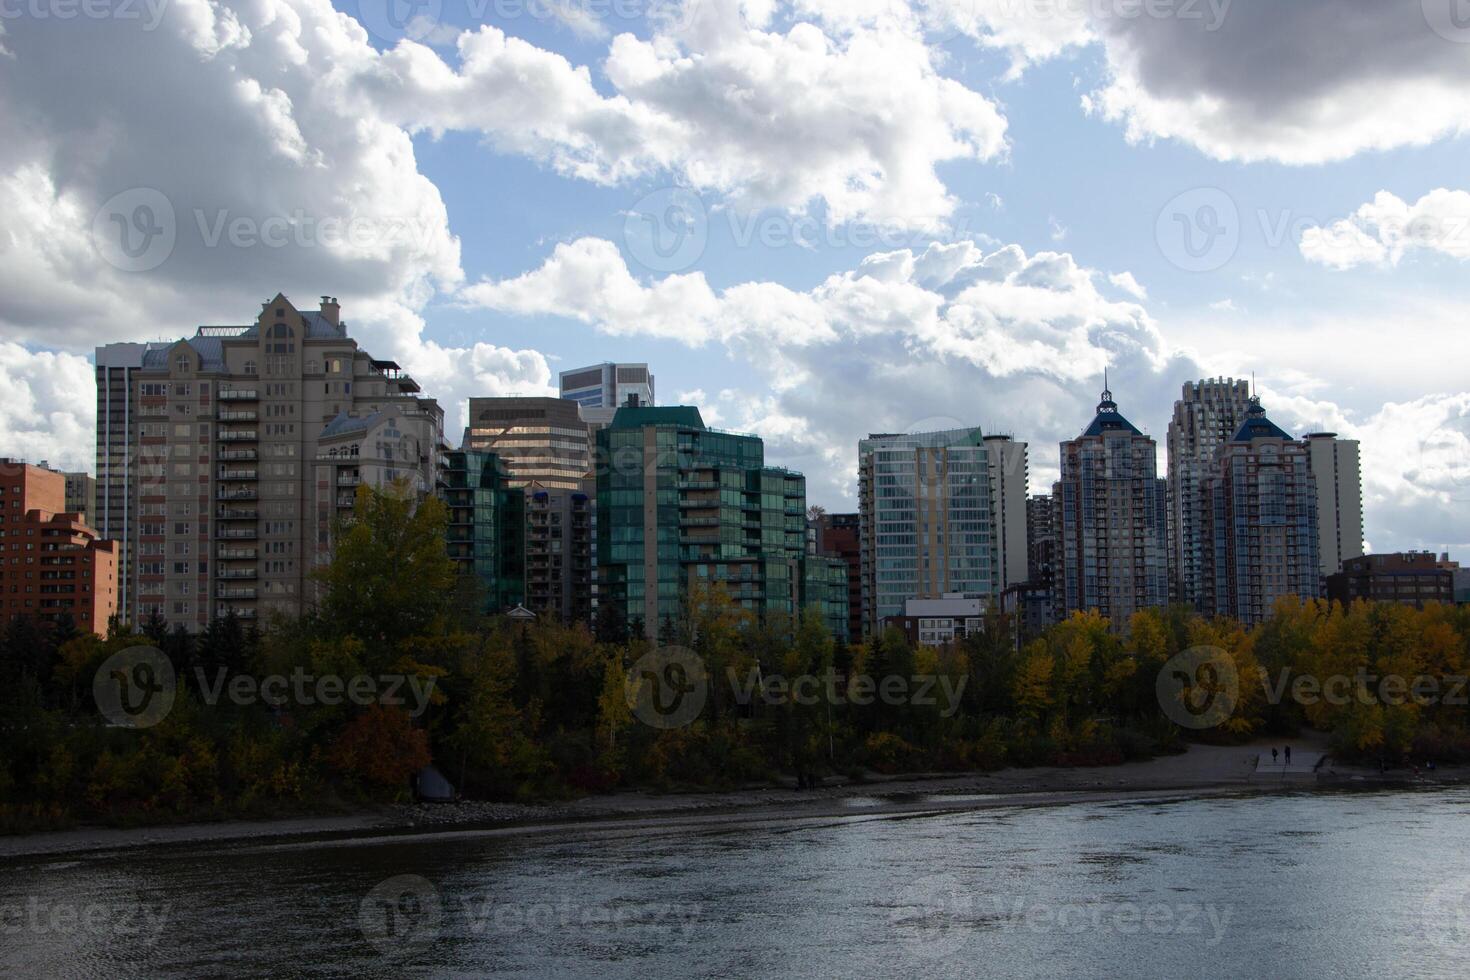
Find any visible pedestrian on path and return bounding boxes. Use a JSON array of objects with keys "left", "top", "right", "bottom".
[
  {"left": 1272, "top": 747, "right": 1279, "bottom": 765},
  {"left": 1285, "top": 745, "right": 1292, "bottom": 765}
]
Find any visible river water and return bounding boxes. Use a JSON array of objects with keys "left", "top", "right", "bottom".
[{"left": 4, "top": 788, "right": 1470, "bottom": 978}]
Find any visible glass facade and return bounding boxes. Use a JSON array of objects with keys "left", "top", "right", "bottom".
[{"left": 443, "top": 451, "right": 524, "bottom": 613}]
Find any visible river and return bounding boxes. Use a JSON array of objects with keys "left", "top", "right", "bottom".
[{"left": 4, "top": 788, "right": 1469, "bottom": 978}]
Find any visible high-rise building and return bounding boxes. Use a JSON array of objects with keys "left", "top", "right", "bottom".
[
  {"left": 524, "top": 481, "right": 595, "bottom": 624},
  {"left": 1167, "top": 378, "right": 1253, "bottom": 609},
  {"left": 0, "top": 460, "right": 118, "bottom": 635},
  {"left": 802, "top": 555, "right": 852, "bottom": 644},
  {"left": 813, "top": 512, "right": 862, "bottom": 643},
  {"left": 596, "top": 406, "right": 807, "bottom": 637},
  {"left": 858, "top": 428, "right": 998, "bottom": 637},
  {"left": 1200, "top": 398, "right": 1321, "bottom": 624},
  {"left": 984, "top": 435, "right": 1031, "bottom": 593},
  {"left": 560, "top": 363, "right": 655, "bottom": 414},
  {"left": 463, "top": 397, "right": 596, "bottom": 622},
  {"left": 463, "top": 397, "right": 591, "bottom": 491},
  {"left": 1052, "top": 385, "right": 1169, "bottom": 627},
  {"left": 95, "top": 341, "right": 160, "bottom": 621},
  {"left": 104, "top": 294, "right": 444, "bottom": 630},
  {"left": 442, "top": 450, "right": 524, "bottom": 614},
  {"left": 1304, "top": 432, "right": 1364, "bottom": 577}
]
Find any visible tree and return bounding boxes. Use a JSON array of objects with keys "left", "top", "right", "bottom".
[{"left": 315, "top": 482, "right": 458, "bottom": 653}]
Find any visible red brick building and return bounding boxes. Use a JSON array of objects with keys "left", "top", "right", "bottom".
[
  {"left": 1326, "top": 552, "right": 1459, "bottom": 609},
  {"left": 814, "top": 512, "right": 862, "bottom": 643},
  {"left": 0, "top": 460, "right": 118, "bottom": 635}
]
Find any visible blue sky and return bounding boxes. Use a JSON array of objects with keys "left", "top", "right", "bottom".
[{"left": 2, "top": 0, "right": 1469, "bottom": 551}]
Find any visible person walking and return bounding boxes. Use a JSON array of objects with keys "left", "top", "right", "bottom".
[
  {"left": 1271, "top": 747, "right": 1279, "bottom": 765},
  {"left": 1285, "top": 745, "right": 1292, "bottom": 765}
]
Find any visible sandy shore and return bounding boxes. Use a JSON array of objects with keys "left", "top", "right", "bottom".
[{"left": 4, "top": 735, "right": 1463, "bottom": 861}]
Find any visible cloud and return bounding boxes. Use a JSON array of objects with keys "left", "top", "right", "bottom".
[
  {"left": 0, "top": 344, "right": 96, "bottom": 473},
  {"left": 1300, "top": 189, "right": 1470, "bottom": 270},
  {"left": 1082, "top": 1, "right": 1470, "bottom": 164},
  {"left": 1108, "top": 270, "right": 1148, "bottom": 300}
]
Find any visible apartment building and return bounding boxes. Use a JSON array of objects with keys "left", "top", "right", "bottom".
[
  {"left": 596, "top": 406, "right": 807, "bottom": 637},
  {"left": 442, "top": 450, "right": 525, "bottom": 614},
  {"left": 812, "top": 512, "right": 862, "bottom": 644},
  {"left": 1052, "top": 385, "right": 1169, "bottom": 627},
  {"left": 1326, "top": 552, "right": 1459, "bottom": 609},
  {"left": 101, "top": 294, "right": 444, "bottom": 630},
  {"left": 1200, "top": 398, "right": 1322, "bottom": 624},
  {"left": 1304, "top": 432, "right": 1365, "bottom": 577},
  {"left": 0, "top": 460, "right": 118, "bottom": 635},
  {"left": 1167, "top": 378, "right": 1253, "bottom": 609}
]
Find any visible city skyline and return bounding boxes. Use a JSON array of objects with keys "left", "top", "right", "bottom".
[{"left": 2, "top": 1, "right": 1469, "bottom": 561}]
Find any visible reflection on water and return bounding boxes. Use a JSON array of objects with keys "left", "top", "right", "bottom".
[{"left": 4, "top": 788, "right": 1470, "bottom": 979}]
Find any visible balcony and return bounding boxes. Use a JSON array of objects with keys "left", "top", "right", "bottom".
[
  {"left": 218, "top": 449, "right": 257, "bottom": 461},
  {"left": 217, "top": 548, "right": 257, "bottom": 560},
  {"left": 216, "top": 527, "right": 258, "bottom": 540},
  {"left": 216, "top": 508, "right": 259, "bottom": 520},
  {"left": 217, "top": 587, "right": 257, "bottom": 600},
  {"left": 218, "top": 430, "right": 258, "bottom": 442},
  {"left": 218, "top": 469, "right": 258, "bottom": 481},
  {"left": 218, "top": 410, "right": 258, "bottom": 422},
  {"left": 336, "top": 495, "right": 356, "bottom": 509},
  {"left": 217, "top": 567, "right": 258, "bottom": 580},
  {"left": 218, "top": 489, "right": 259, "bottom": 501},
  {"left": 337, "top": 474, "right": 361, "bottom": 486},
  {"left": 218, "top": 389, "right": 259, "bottom": 401},
  {"left": 217, "top": 606, "right": 258, "bottom": 619}
]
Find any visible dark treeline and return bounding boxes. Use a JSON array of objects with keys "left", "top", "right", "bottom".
[{"left": 3, "top": 484, "right": 1468, "bottom": 832}]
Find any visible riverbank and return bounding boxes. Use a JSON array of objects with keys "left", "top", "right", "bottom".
[{"left": 4, "top": 736, "right": 1464, "bottom": 860}]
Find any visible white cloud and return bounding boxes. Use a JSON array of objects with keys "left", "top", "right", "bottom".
[
  {"left": 0, "top": 344, "right": 96, "bottom": 473},
  {"left": 1300, "top": 189, "right": 1470, "bottom": 270},
  {"left": 1109, "top": 270, "right": 1147, "bottom": 300}
]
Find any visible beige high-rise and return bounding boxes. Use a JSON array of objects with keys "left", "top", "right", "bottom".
[{"left": 111, "top": 294, "right": 444, "bottom": 630}]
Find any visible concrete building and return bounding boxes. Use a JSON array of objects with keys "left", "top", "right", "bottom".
[
  {"left": 0, "top": 461, "right": 118, "bottom": 635},
  {"left": 442, "top": 450, "right": 524, "bottom": 614},
  {"left": 813, "top": 512, "right": 862, "bottom": 644},
  {"left": 1200, "top": 398, "right": 1321, "bottom": 625},
  {"left": 1167, "top": 378, "right": 1253, "bottom": 609},
  {"left": 985, "top": 435, "right": 1030, "bottom": 592},
  {"left": 95, "top": 341, "right": 161, "bottom": 621},
  {"left": 1052, "top": 385, "right": 1169, "bottom": 627},
  {"left": 524, "top": 481, "right": 595, "bottom": 625},
  {"left": 596, "top": 406, "right": 807, "bottom": 637},
  {"left": 883, "top": 594, "right": 987, "bottom": 648},
  {"left": 1326, "top": 552, "right": 1459, "bottom": 609},
  {"left": 1304, "top": 433, "right": 1364, "bottom": 577},
  {"left": 103, "top": 294, "right": 445, "bottom": 630},
  {"left": 858, "top": 428, "right": 999, "bottom": 638}
]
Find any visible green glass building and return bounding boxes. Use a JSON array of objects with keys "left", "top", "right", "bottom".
[
  {"left": 442, "top": 450, "right": 525, "bottom": 613},
  {"left": 597, "top": 406, "right": 811, "bottom": 637},
  {"left": 802, "top": 554, "right": 852, "bottom": 644}
]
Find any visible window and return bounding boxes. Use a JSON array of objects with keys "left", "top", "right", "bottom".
[{"left": 244, "top": 360, "right": 256, "bottom": 375}]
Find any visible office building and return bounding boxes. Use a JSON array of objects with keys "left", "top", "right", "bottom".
[
  {"left": 596, "top": 406, "right": 807, "bottom": 637},
  {"left": 1167, "top": 378, "right": 1253, "bottom": 609},
  {"left": 1326, "top": 552, "right": 1458, "bottom": 609},
  {"left": 858, "top": 428, "right": 998, "bottom": 638},
  {"left": 103, "top": 293, "right": 445, "bottom": 630},
  {"left": 463, "top": 397, "right": 592, "bottom": 491},
  {"left": 0, "top": 461, "right": 118, "bottom": 635},
  {"left": 560, "top": 362, "right": 655, "bottom": 415},
  {"left": 95, "top": 341, "right": 160, "bottom": 621},
  {"left": 1052, "top": 384, "right": 1169, "bottom": 627},
  {"left": 1304, "top": 432, "right": 1364, "bottom": 577},
  {"left": 813, "top": 512, "right": 862, "bottom": 644},
  {"left": 442, "top": 450, "right": 524, "bottom": 614},
  {"left": 1200, "top": 398, "right": 1321, "bottom": 624}
]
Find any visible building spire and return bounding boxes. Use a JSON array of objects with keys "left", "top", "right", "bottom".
[{"left": 1098, "top": 369, "right": 1117, "bottom": 414}]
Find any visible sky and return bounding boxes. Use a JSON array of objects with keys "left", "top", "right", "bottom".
[{"left": 2, "top": 0, "right": 1470, "bottom": 553}]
